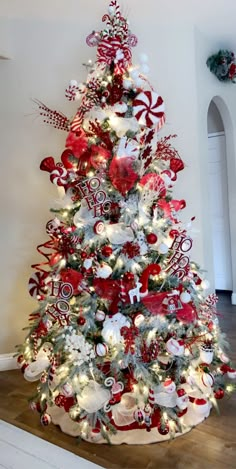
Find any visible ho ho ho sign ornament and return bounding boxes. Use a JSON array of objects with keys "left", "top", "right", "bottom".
[
  {"left": 165, "top": 231, "right": 192, "bottom": 279},
  {"left": 75, "top": 176, "right": 111, "bottom": 218},
  {"left": 45, "top": 281, "right": 73, "bottom": 326}
]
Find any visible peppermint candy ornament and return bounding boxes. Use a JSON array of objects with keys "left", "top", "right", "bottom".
[
  {"left": 28, "top": 271, "right": 48, "bottom": 299},
  {"left": 133, "top": 91, "right": 165, "bottom": 128},
  {"left": 50, "top": 166, "right": 68, "bottom": 186},
  {"left": 46, "top": 218, "right": 61, "bottom": 237},
  {"left": 65, "top": 80, "right": 80, "bottom": 101},
  {"left": 93, "top": 220, "right": 105, "bottom": 235}
]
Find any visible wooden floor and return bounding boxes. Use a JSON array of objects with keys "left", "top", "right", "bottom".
[{"left": 0, "top": 293, "right": 235, "bottom": 469}]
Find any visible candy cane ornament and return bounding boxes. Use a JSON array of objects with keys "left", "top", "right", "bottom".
[
  {"left": 133, "top": 91, "right": 165, "bottom": 128},
  {"left": 119, "top": 278, "right": 127, "bottom": 303}
]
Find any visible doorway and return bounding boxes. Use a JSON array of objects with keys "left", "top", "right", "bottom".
[{"left": 207, "top": 101, "right": 233, "bottom": 291}]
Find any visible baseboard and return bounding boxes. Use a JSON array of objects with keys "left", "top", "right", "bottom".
[
  {"left": 0, "top": 353, "right": 18, "bottom": 371},
  {"left": 231, "top": 292, "right": 236, "bottom": 305}
]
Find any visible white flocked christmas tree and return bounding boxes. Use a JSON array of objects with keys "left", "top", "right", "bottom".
[{"left": 17, "top": 1, "right": 236, "bottom": 444}]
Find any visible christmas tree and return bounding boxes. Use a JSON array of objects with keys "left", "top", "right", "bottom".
[{"left": 17, "top": 1, "right": 236, "bottom": 444}]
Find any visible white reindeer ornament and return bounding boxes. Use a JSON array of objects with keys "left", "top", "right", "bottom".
[{"left": 128, "top": 280, "right": 142, "bottom": 305}]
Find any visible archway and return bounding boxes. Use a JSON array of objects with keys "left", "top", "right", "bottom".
[{"left": 207, "top": 97, "right": 236, "bottom": 304}]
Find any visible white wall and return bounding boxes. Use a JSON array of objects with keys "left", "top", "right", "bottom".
[{"left": 1, "top": 0, "right": 236, "bottom": 353}]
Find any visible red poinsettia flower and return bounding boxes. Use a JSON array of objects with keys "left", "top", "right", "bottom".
[
  {"left": 66, "top": 130, "right": 88, "bottom": 158},
  {"left": 109, "top": 156, "right": 138, "bottom": 195},
  {"left": 122, "top": 242, "right": 140, "bottom": 259},
  {"left": 90, "top": 145, "right": 111, "bottom": 169},
  {"left": 139, "top": 173, "right": 166, "bottom": 197}
]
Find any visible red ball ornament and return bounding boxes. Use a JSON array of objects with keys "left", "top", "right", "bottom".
[
  {"left": 214, "top": 388, "right": 224, "bottom": 400},
  {"left": 123, "top": 272, "right": 135, "bottom": 282},
  {"left": 169, "top": 229, "right": 179, "bottom": 238},
  {"left": 81, "top": 251, "right": 87, "bottom": 259},
  {"left": 36, "top": 401, "right": 47, "bottom": 413},
  {"left": 21, "top": 363, "right": 29, "bottom": 374},
  {"left": 146, "top": 233, "right": 158, "bottom": 244},
  {"left": 17, "top": 355, "right": 25, "bottom": 367},
  {"left": 60, "top": 268, "right": 83, "bottom": 295},
  {"left": 101, "top": 245, "right": 113, "bottom": 257},
  {"left": 157, "top": 422, "right": 169, "bottom": 435},
  {"left": 207, "top": 321, "right": 214, "bottom": 332},
  {"left": 49, "top": 252, "right": 64, "bottom": 267},
  {"left": 40, "top": 412, "right": 52, "bottom": 426},
  {"left": 77, "top": 316, "right": 86, "bottom": 326}
]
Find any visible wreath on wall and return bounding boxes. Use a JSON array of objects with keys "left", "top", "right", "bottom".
[{"left": 206, "top": 49, "right": 236, "bottom": 82}]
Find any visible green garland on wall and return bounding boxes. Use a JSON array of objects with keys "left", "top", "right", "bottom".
[{"left": 206, "top": 49, "right": 236, "bottom": 83}]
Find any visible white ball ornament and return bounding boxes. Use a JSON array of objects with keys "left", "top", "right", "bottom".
[
  {"left": 201, "top": 279, "right": 210, "bottom": 289},
  {"left": 83, "top": 258, "right": 93, "bottom": 269},
  {"left": 108, "top": 5, "right": 115, "bottom": 16},
  {"left": 158, "top": 243, "right": 169, "bottom": 255},
  {"left": 95, "top": 310, "right": 106, "bottom": 322},
  {"left": 166, "top": 338, "right": 184, "bottom": 357},
  {"left": 140, "top": 64, "right": 150, "bottom": 75},
  {"left": 201, "top": 372, "right": 214, "bottom": 388},
  {"left": 130, "top": 69, "right": 139, "bottom": 80},
  {"left": 139, "top": 53, "right": 149, "bottom": 64},
  {"left": 95, "top": 343, "right": 108, "bottom": 357},
  {"left": 69, "top": 79, "right": 78, "bottom": 88},
  {"left": 180, "top": 291, "right": 191, "bottom": 304},
  {"left": 62, "top": 383, "right": 73, "bottom": 397},
  {"left": 134, "top": 313, "right": 145, "bottom": 327},
  {"left": 123, "top": 78, "right": 132, "bottom": 89}
]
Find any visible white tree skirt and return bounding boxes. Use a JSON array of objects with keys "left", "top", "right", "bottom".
[{"left": 49, "top": 401, "right": 212, "bottom": 445}]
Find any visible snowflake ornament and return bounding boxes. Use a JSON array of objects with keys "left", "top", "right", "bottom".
[{"left": 65, "top": 330, "right": 95, "bottom": 366}]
